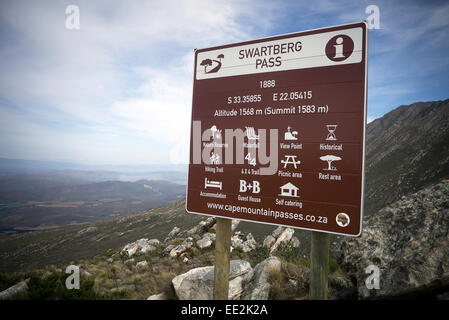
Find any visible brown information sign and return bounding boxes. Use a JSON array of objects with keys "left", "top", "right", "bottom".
[{"left": 187, "top": 22, "right": 368, "bottom": 237}]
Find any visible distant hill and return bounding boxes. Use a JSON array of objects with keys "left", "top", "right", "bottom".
[
  {"left": 0, "top": 178, "right": 186, "bottom": 231},
  {"left": 0, "top": 170, "right": 187, "bottom": 192},
  {"left": 0, "top": 158, "right": 188, "bottom": 174}
]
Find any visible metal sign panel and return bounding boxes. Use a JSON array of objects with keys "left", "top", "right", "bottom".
[{"left": 187, "top": 21, "right": 368, "bottom": 237}]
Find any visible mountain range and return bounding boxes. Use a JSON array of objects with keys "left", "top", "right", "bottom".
[{"left": 364, "top": 99, "right": 449, "bottom": 215}]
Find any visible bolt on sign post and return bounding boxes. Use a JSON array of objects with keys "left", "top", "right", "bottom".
[{"left": 187, "top": 21, "right": 368, "bottom": 300}]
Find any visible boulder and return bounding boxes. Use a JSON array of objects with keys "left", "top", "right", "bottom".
[
  {"left": 231, "top": 235, "right": 244, "bottom": 250},
  {"left": 271, "top": 226, "right": 284, "bottom": 238},
  {"left": 242, "top": 256, "right": 281, "bottom": 300},
  {"left": 0, "top": 279, "right": 30, "bottom": 300},
  {"left": 170, "top": 237, "right": 194, "bottom": 258},
  {"left": 242, "top": 241, "right": 256, "bottom": 253},
  {"left": 231, "top": 219, "right": 241, "bottom": 232},
  {"left": 122, "top": 238, "right": 157, "bottom": 257},
  {"left": 192, "top": 234, "right": 201, "bottom": 241},
  {"left": 147, "top": 292, "right": 168, "bottom": 300},
  {"left": 270, "top": 228, "right": 294, "bottom": 253},
  {"left": 172, "top": 260, "right": 253, "bottom": 300},
  {"left": 186, "top": 217, "right": 216, "bottom": 236},
  {"left": 196, "top": 233, "right": 215, "bottom": 249},
  {"left": 241, "top": 233, "right": 257, "bottom": 253},
  {"left": 162, "top": 244, "right": 175, "bottom": 256},
  {"left": 165, "top": 226, "right": 181, "bottom": 241},
  {"left": 136, "top": 261, "right": 148, "bottom": 269},
  {"left": 147, "top": 239, "right": 160, "bottom": 247},
  {"left": 263, "top": 235, "right": 276, "bottom": 248},
  {"left": 290, "top": 236, "right": 300, "bottom": 248},
  {"left": 335, "top": 181, "right": 449, "bottom": 299},
  {"left": 80, "top": 267, "right": 92, "bottom": 277},
  {"left": 136, "top": 239, "right": 157, "bottom": 254},
  {"left": 122, "top": 243, "right": 139, "bottom": 257}
]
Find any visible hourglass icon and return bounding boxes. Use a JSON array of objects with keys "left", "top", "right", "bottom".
[{"left": 326, "top": 124, "right": 337, "bottom": 141}]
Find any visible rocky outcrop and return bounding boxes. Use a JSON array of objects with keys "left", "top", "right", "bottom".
[
  {"left": 164, "top": 227, "right": 181, "bottom": 242},
  {"left": 0, "top": 278, "right": 30, "bottom": 300},
  {"left": 231, "top": 219, "right": 240, "bottom": 232},
  {"left": 271, "top": 226, "right": 284, "bottom": 238},
  {"left": 335, "top": 181, "right": 449, "bottom": 299},
  {"left": 121, "top": 238, "right": 159, "bottom": 257},
  {"left": 263, "top": 235, "right": 275, "bottom": 248},
  {"left": 147, "top": 292, "right": 168, "bottom": 300},
  {"left": 196, "top": 233, "right": 216, "bottom": 249},
  {"left": 147, "top": 239, "right": 160, "bottom": 247},
  {"left": 364, "top": 99, "right": 449, "bottom": 217},
  {"left": 169, "top": 237, "right": 194, "bottom": 258},
  {"left": 241, "top": 233, "right": 257, "bottom": 253},
  {"left": 122, "top": 243, "right": 139, "bottom": 257},
  {"left": 270, "top": 228, "right": 294, "bottom": 253},
  {"left": 186, "top": 217, "right": 216, "bottom": 236},
  {"left": 262, "top": 227, "right": 295, "bottom": 253},
  {"left": 136, "top": 260, "right": 148, "bottom": 269},
  {"left": 230, "top": 232, "right": 257, "bottom": 253},
  {"left": 162, "top": 244, "right": 175, "bottom": 256},
  {"left": 172, "top": 260, "right": 253, "bottom": 300},
  {"left": 242, "top": 256, "right": 281, "bottom": 300}
]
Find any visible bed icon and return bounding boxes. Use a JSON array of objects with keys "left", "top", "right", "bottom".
[{"left": 204, "top": 178, "right": 222, "bottom": 190}]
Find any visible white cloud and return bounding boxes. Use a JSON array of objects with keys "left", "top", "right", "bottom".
[
  {"left": 0, "top": 0, "right": 281, "bottom": 164},
  {"left": 1, "top": 0, "right": 448, "bottom": 164}
]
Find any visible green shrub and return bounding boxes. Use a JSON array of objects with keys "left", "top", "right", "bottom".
[
  {"left": 300, "top": 257, "right": 310, "bottom": 268},
  {"left": 230, "top": 246, "right": 243, "bottom": 259},
  {"left": 105, "top": 249, "right": 116, "bottom": 258},
  {"left": 106, "top": 289, "right": 130, "bottom": 299},
  {"left": 0, "top": 273, "right": 23, "bottom": 292},
  {"left": 274, "top": 241, "right": 301, "bottom": 263},
  {"left": 249, "top": 246, "right": 270, "bottom": 266},
  {"left": 268, "top": 262, "right": 308, "bottom": 300},
  {"left": 25, "top": 272, "right": 104, "bottom": 300},
  {"left": 147, "top": 246, "right": 163, "bottom": 258},
  {"left": 329, "top": 256, "right": 340, "bottom": 273}
]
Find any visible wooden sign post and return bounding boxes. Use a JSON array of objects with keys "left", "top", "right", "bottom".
[
  {"left": 213, "top": 218, "right": 232, "bottom": 300},
  {"left": 310, "top": 231, "right": 330, "bottom": 299}
]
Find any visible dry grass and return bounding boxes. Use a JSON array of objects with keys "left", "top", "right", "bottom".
[{"left": 268, "top": 260, "right": 310, "bottom": 300}]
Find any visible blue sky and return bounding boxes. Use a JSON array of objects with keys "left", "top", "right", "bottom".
[{"left": 0, "top": 0, "right": 448, "bottom": 165}]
